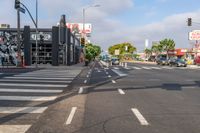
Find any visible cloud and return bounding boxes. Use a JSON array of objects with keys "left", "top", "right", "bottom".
[
  {"left": 1, "top": 0, "right": 200, "bottom": 52},
  {"left": 92, "top": 9, "right": 200, "bottom": 51}
]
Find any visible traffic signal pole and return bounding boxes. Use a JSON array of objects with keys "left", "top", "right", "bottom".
[{"left": 17, "top": 5, "right": 22, "bottom": 67}]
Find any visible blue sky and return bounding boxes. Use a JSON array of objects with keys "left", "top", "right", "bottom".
[{"left": 1, "top": 0, "right": 200, "bottom": 51}]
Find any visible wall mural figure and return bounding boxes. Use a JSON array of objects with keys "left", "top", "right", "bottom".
[{"left": 0, "top": 31, "right": 24, "bottom": 66}]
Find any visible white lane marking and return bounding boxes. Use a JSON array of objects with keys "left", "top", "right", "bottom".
[
  {"left": 124, "top": 67, "right": 131, "bottom": 70},
  {"left": 148, "top": 79, "right": 161, "bottom": 81},
  {"left": 0, "top": 107, "right": 48, "bottom": 113},
  {"left": 97, "top": 70, "right": 101, "bottom": 72},
  {"left": 108, "top": 75, "right": 112, "bottom": 78},
  {"left": 0, "top": 125, "right": 31, "bottom": 133},
  {"left": 162, "top": 66, "right": 173, "bottom": 69},
  {"left": 66, "top": 107, "right": 77, "bottom": 125},
  {"left": 182, "top": 86, "right": 197, "bottom": 89},
  {"left": 118, "top": 89, "right": 125, "bottom": 95},
  {"left": 4, "top": 77, "right": 73, "bottom": 80},
  {"left": 142, "top": 67, "right": 151, "bottom": 70},
  {"left": 151, "top": 67, "right": 161, "bottom": 70},
  {"left": 78, "top": 87, "right": 83, "bottom": 94},
  {"left": 111, "top": 69, "right": 127, "bottom": 76},
  {"left": 112, "top": 80, "right": 116, "bottom": 83},
  {"left": 114, "top": 67, "right": 119, "bottom": 70},
  {"left": 0, "top": 83, "right": 67, "bottom": 88},
  {"left": 132, "top": 67, "right": 141, "bottom": 70},
  {"left": 0, "top": 96, "right": 57, "bottom": 101},
  {"left": 131, "top": 108, "right": 149, "bottom": 126},
  {"left": 0, "top": 79, "right": 71, "bottom": 83},
  {"left": 104, "top": 68, "right": 109, "bottom": 70},
  {"left": 105, "top": 72, "right": 109, "bottom": 75},
  {"left": 0, "top": 88, "right": 63, "bottom": 93},
  {"left": 86, "top": 75, "right": 89, "bottom": 78},
  {"left": 84, "top": 80, "right": 87, "bottom": 84},
  {"left": 13, "top": 75, "right": 75, "bottom": 78}
]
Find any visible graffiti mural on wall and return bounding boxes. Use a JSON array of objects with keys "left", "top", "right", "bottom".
[{"left": 0, "top": 31, "right": 24, "bottom": 66}]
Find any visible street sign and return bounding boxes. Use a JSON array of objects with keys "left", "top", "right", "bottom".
[
  {"left": 115, "top": 49, "right": 120, "bottom": 55},
  {"left": 19, "top": 7, "right": 25, "bottom": 14},
  {"left": 189, "top": 30, "right": 200, "bottom": 40}
]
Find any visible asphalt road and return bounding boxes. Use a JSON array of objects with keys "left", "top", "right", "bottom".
[
  {"left": 0, "top": 67, "right": 82, "bottom": 133},
  {"left": 76, "top": 62, "right": 200, "bottom": 133},
  {"left": 1, "top": 62, "right": 200, "bottom": 133}
]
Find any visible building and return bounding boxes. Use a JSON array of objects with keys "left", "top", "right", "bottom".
[{"left": 0, "top": 26, "right": 81, "bottom": 66}]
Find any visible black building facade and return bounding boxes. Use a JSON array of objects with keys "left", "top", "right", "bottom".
[{"left": 0, "top": 26, "right": 81, "bottom": 66}]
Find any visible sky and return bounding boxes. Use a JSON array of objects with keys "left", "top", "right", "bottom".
[{"left": 1, "top": 0, "right": 200, "bottom": 52}]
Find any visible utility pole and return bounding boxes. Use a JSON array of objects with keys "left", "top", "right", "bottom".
[
  {"left": 16, "top": 0, "right": 22, "bottom": 67},
  {"left": 35, "top": 0, "right": 38, "bottom": 68}
]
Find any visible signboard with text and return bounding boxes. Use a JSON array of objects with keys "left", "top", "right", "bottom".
[
  {"left": 189, "top": 30, "right": 200, "bottom": 40},
  {"left": 66, "top": 23, "right": 92, "bottom": 34}
]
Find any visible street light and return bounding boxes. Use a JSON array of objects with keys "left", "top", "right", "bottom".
[
  {"left": 82, "top": 4, "right": 100, "bottom": 39},
  {"left": 35, "top": 0, "right": 38, "bottom": 68}
]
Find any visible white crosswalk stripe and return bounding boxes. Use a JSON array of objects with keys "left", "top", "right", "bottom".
[
  {"left": 0, "top": 68, "right": 79, "bottom": 132},
  {"left": 142, "top": 67, "right": 152, "bottom": 70},
  {"left": 132, "top": 67, "right": 142, "bottom": 70},
  {"left": 151, "top": 67, "right": 161, "bottom": 70}
]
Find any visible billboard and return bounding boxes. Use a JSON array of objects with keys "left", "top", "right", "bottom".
[
  {"left": 189, "top": 30, "right": 200, "bottom": 40},
  {"left": 66, "top": 23, "right": 92, "bottom": 34}
]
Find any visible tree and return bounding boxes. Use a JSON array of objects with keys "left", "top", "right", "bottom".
[
  {"left": 85, "top": 43, "right": 101, "bottom": 62},
  {"left": 159, "top": 38, "right": 175, "bottom": 58},
  {"left": 144, "top": 48, "right": 152, "bottom": 59},
  {"left": 151, "top": 43, "right": 163, "bottom": 56},
  {"left": 108, "top": 42, "right": 136, "bottom": 56}
]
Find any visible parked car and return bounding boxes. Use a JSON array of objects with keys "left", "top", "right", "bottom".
[
  {"left": 194, "top": 56, "right": 200, "bottom": 65},
  {"left": 156, "top": 57, "right": 168, "bottom": 65},
  {"left": 169, "top": 58, "right": 187, "bottom": 67},
  {"left": 111, "top": 58, "right": 119, "bottom": 65}
]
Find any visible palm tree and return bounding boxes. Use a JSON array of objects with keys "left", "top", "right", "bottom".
[
  {"left": 160, "top": 38, "right": 175, "bottom": 59},
  {"left": 144, "top": 48, "right": 152, "bottom": 59}
]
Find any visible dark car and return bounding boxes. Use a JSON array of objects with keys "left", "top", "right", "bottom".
[
  {"left": 156, "top": 57, "right": 168, "bottom": 65},
  {"left": 169, "top": 58, "right": 187, "bottom": 67},
  {"left": 111, "top": 58, "right": 119, "bottom": 65}
]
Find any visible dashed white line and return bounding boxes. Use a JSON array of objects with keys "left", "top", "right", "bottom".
[
  {"left": 131, "top": 108, "right": 149, "bottom": 126},
  {"left": 108, "top": 75, "right": 112, "bottom": 78},
  {"left": 118, "top": 89, "right": 125, "bottom": 95},
  {"left": 66, "top": 107, "right": 77, "bottom": 125},
  {"left": 112, "top": 80, "right": 116, "bottom": 83},
  {"left": 78, "top": 87, "right": 83, "bottom": 94},
  {"left": 105, "top": 72, "right": 109, "bottom": 75},
  {"left": 84, "top": 80, "right": 87, "bottom": 84},
  {"left": 86, "top": 75, "right": 89, "bottom": 78}
]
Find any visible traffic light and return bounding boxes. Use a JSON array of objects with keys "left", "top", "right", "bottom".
[
  {"left": 188, "top": 18, "right": 192, "bottom": 26},
  {"left": 81, "top": 38, "right": 85, "bottom": 45},
  {"left": 15, "top": 0, "right": 20, "bottom": 9}
]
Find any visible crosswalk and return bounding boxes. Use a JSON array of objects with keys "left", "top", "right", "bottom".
[
  {"left": 0, "top": 68, "right": 80, "bottom": 133},
  {"left": 115, "top": 66, "right": 198, "bottom": 70}
]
